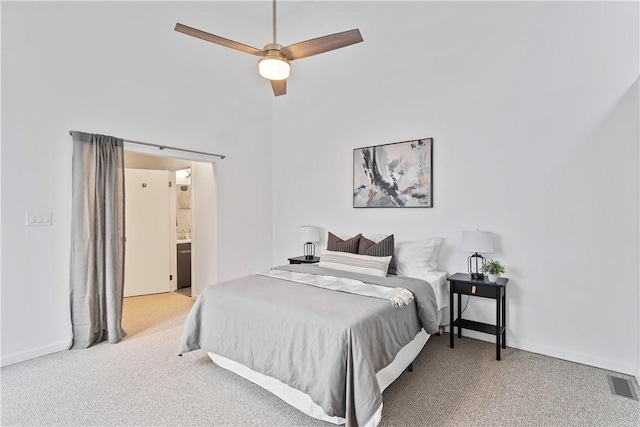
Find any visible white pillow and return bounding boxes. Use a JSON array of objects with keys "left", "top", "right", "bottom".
[
  {"left": 319, "top": 250, "right": 392, "bottom": 277},
  {"left": 395, "top": 237, "right": 443, "bottom": 275}
]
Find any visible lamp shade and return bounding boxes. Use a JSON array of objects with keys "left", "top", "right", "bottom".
[
  {"left": 299, "top": 226, "right": 320, "bottom": 243},
  {"left": 460, "top": 230, "right": 494, "bottom": 253}
]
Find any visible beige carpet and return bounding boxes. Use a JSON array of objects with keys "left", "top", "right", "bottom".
[{"left": 1, "top": 292, "right": 638, "bottom": 426}]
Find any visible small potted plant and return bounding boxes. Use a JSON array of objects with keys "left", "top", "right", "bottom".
[{"left": 481, "top": 259, "right": 505, "bottom": 282}]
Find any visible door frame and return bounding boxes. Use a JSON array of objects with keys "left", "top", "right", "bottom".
[{"left": 124, "top": 143, "right": 218, "bottom": 299}]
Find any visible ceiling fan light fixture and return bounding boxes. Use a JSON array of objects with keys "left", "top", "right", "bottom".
[
  {"left": 175, "top": 0, "right": 363, "bottom": 95},
  {"left": 258, "top": 51, "right": 290, "bottom": 81}
]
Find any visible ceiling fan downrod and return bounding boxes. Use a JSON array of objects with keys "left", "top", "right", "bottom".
[
  {"left": 272, "top": 0, "right": 277, "bottom": 44},
  {"left": 259, "top": 0, "right": 290, "bottom": 81}
]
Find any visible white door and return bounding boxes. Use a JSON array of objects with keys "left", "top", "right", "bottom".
[{"left": 124, "top": 169, "right": 171, "bottom": 297}]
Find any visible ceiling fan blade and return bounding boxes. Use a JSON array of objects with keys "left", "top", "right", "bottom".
[
  {"left": 271, "top": 79, "right": 287, "bottom": 96},
  {"left": 175, "top": 23, "right": 264, "bottom": 56},
  {"left": 281, "top": 29, "right": 363, "bottom": 60}
]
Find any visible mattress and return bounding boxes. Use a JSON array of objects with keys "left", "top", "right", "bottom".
[{"left": 205, "top": 271, "right": 448, "bottom": 426}]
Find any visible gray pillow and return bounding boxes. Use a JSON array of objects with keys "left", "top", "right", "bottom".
[
  {"left": 358, "top": 234, "right": 396, "bottom": 275},
  {"left": 327, "top": 232, "right": 362, "bottom": 254}
]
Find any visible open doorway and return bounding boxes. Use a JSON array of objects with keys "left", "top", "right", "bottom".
[
  {"left": 122, "top": 150, "right": 218, "bottom": 309},
  {"left": 175, "top": 168, "right": 192, "bottom": 297}
]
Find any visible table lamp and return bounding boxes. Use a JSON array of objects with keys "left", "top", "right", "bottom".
[
  {"left": 460, "top": 230, "right": 494, "bottom": 280},
  {"left": 299, "top": 226, "right": 320, "bottom": 259}
]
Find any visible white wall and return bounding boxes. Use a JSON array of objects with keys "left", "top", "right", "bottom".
[
  {"left": 191, "top": 161, "right": 217, "bottom": 299},
  {"left": 272, "top": 2, "right": 639, "bottom": 374},
  {"left": 1, "top": 2, "right": 273, "bottom": 365}
]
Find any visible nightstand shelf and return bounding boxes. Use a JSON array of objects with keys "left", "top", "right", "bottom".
[
  {"left": 453, "top": 318, "right": 505, "bottom": 336},
  {"left": 448, "top": 273, "right": 508, "bottom": 360}
]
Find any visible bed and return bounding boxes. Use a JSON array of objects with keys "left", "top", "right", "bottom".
[{"left": 178, "top": 264, "right": 448, "bottom": 426}]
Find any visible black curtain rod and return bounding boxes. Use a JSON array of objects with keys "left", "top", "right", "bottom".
[{"left": 68, "top": 131, "right": 226, "bottom": 159}]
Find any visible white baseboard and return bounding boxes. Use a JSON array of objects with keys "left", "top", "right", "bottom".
[
  {"left": 1, "top": 339, "right": 71, "bottom": 367},
  {"left": 509, "top": 336, "right": 636, "bottom": 376},
  {"left": 446, "top": 327, "right": 636, "bottom": 376}
]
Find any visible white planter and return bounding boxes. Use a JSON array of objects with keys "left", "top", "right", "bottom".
[{"left": 488, "top": 274, "right": 498, "bottom": 283}]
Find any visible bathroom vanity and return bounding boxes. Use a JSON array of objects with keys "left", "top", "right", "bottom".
[{"left": 177, "top": 239, "right": 191, "bottom": 289}]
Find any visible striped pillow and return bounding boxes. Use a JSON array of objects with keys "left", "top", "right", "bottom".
[
  {"left": 358, "top": 234, "right": 396, "bottom": 275},
  {"left": 327, "top": 232, "right": 362, "bottom": 254},
  {"left": 319, "top": 250, "right": 392, "bottom": 277}
]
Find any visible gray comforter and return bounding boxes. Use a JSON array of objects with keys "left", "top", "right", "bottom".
[{"left": 178, "top": 264, "right": 439, "bottom": 426}]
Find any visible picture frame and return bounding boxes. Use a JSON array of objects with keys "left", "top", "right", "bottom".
[{"left": 353, "top": 138, "right": 433, "bottom": 208}]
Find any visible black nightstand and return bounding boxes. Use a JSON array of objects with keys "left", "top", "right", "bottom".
[
  {"left": 288, "top": 256, "right": 320, "bottom": 265},
  {"left": 448, "top": 273, "right": 508, "bottom": 360}
]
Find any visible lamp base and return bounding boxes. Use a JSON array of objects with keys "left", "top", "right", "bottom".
[
  {"left": 468, "top": 253, "right": 486, "bottom": 280},
  {"left": 303, "top": 242, "right": 316, "bottom": 260}
]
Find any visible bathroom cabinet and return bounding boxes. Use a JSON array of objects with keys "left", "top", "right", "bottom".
[{"left": 177, "top": 242, "right": 191, "bottom": 289}]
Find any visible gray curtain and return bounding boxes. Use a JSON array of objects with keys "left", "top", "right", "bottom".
[{"left": 70, "top": 131, "right": 126, "bottom": 349}]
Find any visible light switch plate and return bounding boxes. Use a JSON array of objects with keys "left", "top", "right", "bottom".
[{"left": 26, "top": 212, "right": 52, "bottom": 226}]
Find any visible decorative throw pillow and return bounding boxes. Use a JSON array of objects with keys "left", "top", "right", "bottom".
[
  {"left": 395, "top": 237, "right": 443, "bottom": 275},
  {"left": 319, "top": 250, "right": 392, "bottom": 278},
  {"left": 327, "top": 232, "right": 362, "bottom": 254},
  {"left": 358, "top": 234, "right": 396, "bottom": 275}
]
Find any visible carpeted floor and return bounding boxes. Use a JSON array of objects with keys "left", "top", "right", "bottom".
[{"left": 1, "top": 292, "right": 638, "bottom": 426}]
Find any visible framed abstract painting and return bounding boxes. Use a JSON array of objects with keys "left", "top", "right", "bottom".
[{"left": 353, "top": 138, "right": 433, "bottom": 208}]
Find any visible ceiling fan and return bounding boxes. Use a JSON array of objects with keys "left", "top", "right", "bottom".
[{"left": 175, "top": 0, "right": 363, "bottom": 96}]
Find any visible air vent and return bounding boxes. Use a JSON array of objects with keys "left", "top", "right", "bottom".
[{"left": 607, "top": 375, "right": 638, "bottom": 400}]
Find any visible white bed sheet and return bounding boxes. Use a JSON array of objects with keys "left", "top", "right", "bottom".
[
  {"left": 207, "top": 271, "right": 448, "bottom": 426},
  {"left": 405, "top": 270, "right": 449, "bottom": 311}
]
